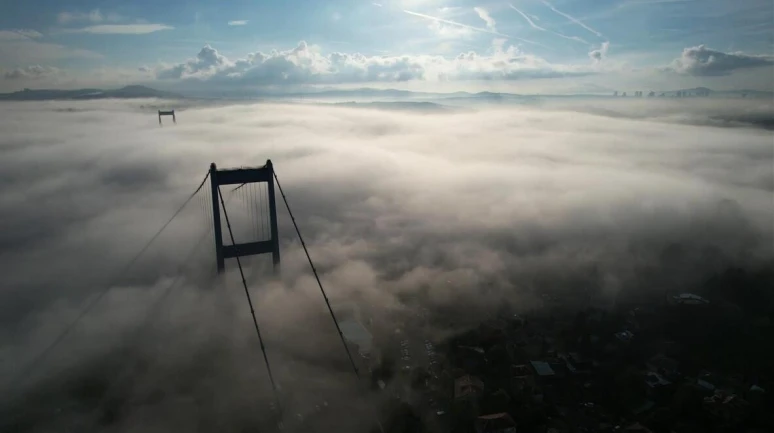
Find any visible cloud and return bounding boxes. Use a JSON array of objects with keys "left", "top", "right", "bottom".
[
  {"left": 228, "top": 20, "right": 248, "bottom": 26},
  {"left": 0, "top": 32, "right": 102, "bottom": 65},
  {"left": 3, "top": 65, "right": 60, "bottom": 80},
  {"left": 542, "top": 0, "right": 604, "bottom": 38},
  {"left": 64, "top": 24, "right": 174, "bottom": 35},
  {"left": 57, "top": 9, "right": 122, "bottom": 24},
  {"left": 589, "top": 41, "right": 610, "bottom": 62},
  {"left": 666, "top": 45, "right": 774, "bottom": 76},
  {"left": 0, "top": 29, "right": 43, "bottom": 40},
  {"left": 473, "top": 7, "right": 496, "bottom": 32},
  {"left": 509, "top": 4, "right": 588, "bottom": 44},
  {"left": 404, "top": 9, "right": 547, "bottom": 47},
  {"left": 0, "top": 97, "right": 771, "bottom": 431},
  {"left": 154, "top": 41, "right": 596, "bottom": 85},
  {"left": 403, "top": 10, "right": 505, "bottom": 38},
  {"left": 427, "top": 20, "right": 473, "bottom": 39},
  {"left": 510, "top": 5, "right": 546, "bottom": 31},
  {"left": 157, "top": 44, "right": 229, "bottom": 79}
]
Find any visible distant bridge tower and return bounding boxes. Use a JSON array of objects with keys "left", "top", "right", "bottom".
[
  {"left": 158, "top": 110, "right": 176, "bottom": 125},
  {"left": 210, "top": 160, "right": 280, "bottom": 274}
]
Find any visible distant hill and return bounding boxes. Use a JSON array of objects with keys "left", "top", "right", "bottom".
[
  {"left": 655, "top": 87, "right": 773, "bottom": 98},
  {"left": 327, "top": 100, "right": 467, "bottom": 113},
  {"left": 0, "top": 85, "right": 181, "bottom": 101}
]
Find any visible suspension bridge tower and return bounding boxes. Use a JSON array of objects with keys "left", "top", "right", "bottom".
[{"left": 210, "top": 160, "right": 280, "bottom": 274}]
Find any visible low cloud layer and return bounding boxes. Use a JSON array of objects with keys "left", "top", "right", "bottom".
[
  {"left": 0, "top": 97, "right": 772, "bottom": 431},
  {"left": 668, "top": 45, "right": 774, "bottom": 76}
]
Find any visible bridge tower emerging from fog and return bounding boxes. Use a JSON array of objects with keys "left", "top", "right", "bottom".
[{"left": 210, "top": 160, "right": 280, "bottom": 274}]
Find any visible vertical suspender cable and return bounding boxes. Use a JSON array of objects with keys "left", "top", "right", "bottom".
[{"left": 216, "top": 185, "right": 283, "bottom": 419}]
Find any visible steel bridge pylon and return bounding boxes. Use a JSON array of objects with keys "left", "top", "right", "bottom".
[{"left": 210, "top": 160, "right": 280, "bottom": 274}]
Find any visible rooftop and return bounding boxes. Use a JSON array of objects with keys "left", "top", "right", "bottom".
[
  {"left": 669, "top": 293, "right": 710, "bottom": 306},
  {"left": 530, "top": 360, "right": 556, "bottom": 376}
]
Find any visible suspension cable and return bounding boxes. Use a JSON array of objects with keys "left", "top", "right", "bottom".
[
  {"left": 217, "top": 185, "right": 283, "bottom": 419},
  {"left": 6, "top": 186, "right": 235, "bottom": 427},
  {"left": 271, "top": 171, "right": 360, "bottom": 377},
  {"left": 272, "top": 169, "right": 385, "bottom": 433},
  {"left": 86, "top": 187, "right": 243, "bottom": 427},
  {"left": 5, "top": 171, "right": 212, "bottom": 393}
]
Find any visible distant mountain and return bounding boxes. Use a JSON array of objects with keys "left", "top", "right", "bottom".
[
  {"left": 0, "top": 85, "right": 181, "bottom": 101},
  {"left": 714, "top": 89, "right": 774, "bottom": 98},
  {"left": 656, "top": 87, "right": 773, "bottom": 98},
  {"left": 327, "top": 100, "right": 467, "bottom": 113}
]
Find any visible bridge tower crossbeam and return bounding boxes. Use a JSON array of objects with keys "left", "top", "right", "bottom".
[{"left": 210, "top": 160, "right": 280, "bottom": 274}]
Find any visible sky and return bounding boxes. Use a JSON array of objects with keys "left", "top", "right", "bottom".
[
  {"left": 1, "top": 96, "right": 772, "bottom": 430},
  {"left": 0, "top": 0, "right": 773, "bottom": 92}
]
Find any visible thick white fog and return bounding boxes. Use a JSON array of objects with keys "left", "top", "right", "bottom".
[{"left": 0, "top": 97, "right": 772, "bottom": 432}]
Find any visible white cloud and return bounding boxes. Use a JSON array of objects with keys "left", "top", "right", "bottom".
[
  {"left": 154, "top": 40, "right": 598, "bottom": 85},
  {"left": 157, "top": 45, "right": 229, "bottom": 79},
  {"left": 228, "top": 20, "right": 248, "bottom": 26},
  {"left": 57, "top": 9, "right": 122, "bottom": 24},
  {"left": 3, "top": 65, "right": 60, "bottom": 80},
  {"left": 473, "top": 7, "right": 496, "bottom": 32},
  {"left": 65, "top": 24, "right": 175, "bottom": 35},
  {"left": 666, "top": 45, "right": 774, "bottom": 76},
  {"left": 589, "top": 42, "right": 610, "bottom": 62},
  {"left": 427, "top": 20, "right": 473, "bottom": 39},
  {"left": 0, "top": 29, "right": 43, "bottom": 41},
  {"left": 0, "top": 31, "right": 102, "bottom": 66}
]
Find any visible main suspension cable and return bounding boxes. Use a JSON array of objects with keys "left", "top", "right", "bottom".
[
  {"left": 272, "top": 169, "right": 384, "bottom": 433},
  {"left": 217, "top": 185, "right": 283, "bottom": 418},
  {"left": 5, "top": 170, "right": 212, "bottom": 393},
  {"left": 271, "top": 171, "right": 360, "bottom": 377},
  {"left": 87, "top": 187, "right": 243, "bottom": 428}
]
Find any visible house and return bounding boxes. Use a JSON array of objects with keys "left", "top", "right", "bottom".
[
  {"left": 615, "top": 330, "right": 635, "bottom": 343},
  {"left": 510, "top": 364, "right": 541, "bottom": 403},
  {"left": 455, "top": 375, "right": 485, "bottom": 401},
  {"left": 622, "top": 422, "right": 653, "bottom": 432},
  {"left": 530, "top": 360, "right": 556, "bottom": 377},
  {"left": 647, "top": 354, "right": 679, "bottom": 378},
  {"left": 563, "top": 352, "right": 592, "bottom": 375},
  {"left": 668, "top": 293, "right": 709, "bottom": 307},
  {"left": 644, "top": 371, "right": 673, "bottom": 399},
  {"left": 475, "top": 412, "right": 517, "bottom": 433},
  {"left": 703, "top": 391, "right": 750, "bottom": 426},
  {"left": 454, "top": 374, "right": 485, "bottom": 420}
]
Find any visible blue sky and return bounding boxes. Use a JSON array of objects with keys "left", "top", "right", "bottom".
[{"left": 0, "top": 0, "right": 772, "bottom": 92}]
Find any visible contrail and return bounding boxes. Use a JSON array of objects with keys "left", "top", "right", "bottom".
[
  {"left": 403, "top": 9, "right": 549, "bottom": 48},
  {"left": 541, "top": 0, "right": 604, "bottom": 38},
  {"left": 510, "top": 4, "right": 547, "bottom": 31},
  {"left": 509, "top": 4, "right": 588, "bottom": 44}
]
